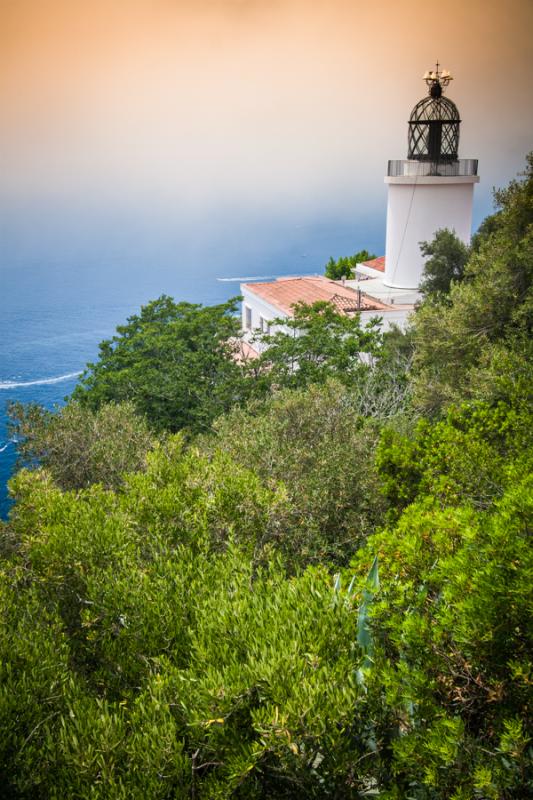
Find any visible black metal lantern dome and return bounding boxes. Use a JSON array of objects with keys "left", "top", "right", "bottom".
[{"left": 408, "top": 65, "right": 460, "bottom": 162}]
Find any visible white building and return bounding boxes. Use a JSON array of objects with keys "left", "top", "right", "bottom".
[
  {"left": 241, "top": 66, "right": 478, "bottom": 350},
  {"left": 240, "top": 274, "right": 407, "bottom": 355}
]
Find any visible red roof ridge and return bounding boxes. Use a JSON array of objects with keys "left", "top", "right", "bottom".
[
  {"left": 360, "top": 256, "right": 386, "bottom": 273},
  {"left": 242, "top": 274, "right": 394, "bottom": 316}
]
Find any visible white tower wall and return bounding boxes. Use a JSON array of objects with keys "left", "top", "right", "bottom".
[{"left": 384, "top": 174, "right": 479, "bottom": 290}]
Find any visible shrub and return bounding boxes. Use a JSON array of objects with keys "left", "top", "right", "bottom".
[{"left": 8, "top": 400, "right": 156, "bottom": 491}]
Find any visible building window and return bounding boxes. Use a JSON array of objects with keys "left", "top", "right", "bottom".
[
  {"left": 260, "top": 316, "right": 271, "bottom": 334},
  {"left": 245, "top": 305, "right": 252, "bottom": 330}
]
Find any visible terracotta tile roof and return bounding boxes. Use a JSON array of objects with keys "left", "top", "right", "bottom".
[
  {"left": 360, "top": 256, "right": 386, "bottom": 273},
  {"left": 330, "top": 294, "right": 365, "bottom": 313},
  {"left": 242, "top": 276, "right": 391, "bottom": 315}
]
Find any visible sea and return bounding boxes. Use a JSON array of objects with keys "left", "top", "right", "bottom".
[{"left": 0, "top": 213, "right": 384, "bottom": 518}]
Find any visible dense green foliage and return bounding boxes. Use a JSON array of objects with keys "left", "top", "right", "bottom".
[
  {"left": 1, "top": 156, "right": 532, "bottom": 797},
  {"left": 68, "top": 296, "right": 384, "bottom": 434},
  {"left": 8, "top": 401, "right": 157, "bottom": 491},
  {"left": 418, "top": 227, "right": 470, "bottom": 298},
  {"left": 205, "top": 381, "right": 387, "bottom": 567},
  {"left": 249, "top": 301, "right": 382, "bottom": 394},
  {"left": 411, "top": 153, "right": 533, "bottom": 415},
  {"left": 72, "top": 296, "right": 245, "bottom": 433},
  {"left": 1, "top": 393, "right": 530, "bottom": 798},
  {"left": 352, "top": 467, "right": 532, "bottom": 799},
  {"left": 324, "top": 249, "right": 377, "bottom": 281},
  {"left": 377, "top": 393, "right": 533, "bottom": 517}
]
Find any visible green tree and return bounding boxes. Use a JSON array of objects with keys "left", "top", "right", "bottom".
[
  {"left": 351, "top": 470, "right": 532, "bottom": 799},
  {"left": 376, "top": 395, "right": 533, "bottom": 519},
  {"left": 324, "top": 249, "right": 377, "bottom": 280},
  {"left": 8, "top": 400, "right": 156, "bottom": 491},
  {"left": 206, "top": 380, "right": 387, "bottom": 567},
  {"left": 411, "top": 153, "right": 533, "bottom": 414},
  {"left": 419, "top": 227, "right": 470, "bottom": 298},
  {"left": 249, "top": 300, "right": 382, "bottom": 394},
  {"left": 72, "top": 295, "right": 246, "bottom": 433}
]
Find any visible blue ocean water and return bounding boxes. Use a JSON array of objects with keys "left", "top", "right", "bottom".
[{"left": 0, "top": 212, "right": 385, "bottom": 518}]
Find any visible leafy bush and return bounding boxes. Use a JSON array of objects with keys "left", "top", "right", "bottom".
[
  {"left": 324, "top": 249, "right": 377, "bottom": 280},
  {"left": 206, "top": 380, "right": 387, "bottom": 567},
  {"left": 8, "top": 400, "right": 156, "bottom": 491},
  {"left": 376, "top": 397, "right": 533, "bottom": 517},
  {"left": 419, "top": 227, "right": 470, "bottom": 298},
  {"left": 350, "top": 471, "right": 533, "bottom": 799},
  {"left": 248, "top": 301, "right": 382, "bottom": 396},
  {"left": 0, "top": 460, "right": 370, "bottom": 799}
]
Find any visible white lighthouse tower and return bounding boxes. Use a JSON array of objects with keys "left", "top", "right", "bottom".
[{"left": 383, "top": 66, "right": 479, "bottom": 290}]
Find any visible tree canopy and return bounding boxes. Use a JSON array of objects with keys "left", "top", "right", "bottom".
[
  {"left": 324, "top": 249, "right": 377, "bottom": 280},
  {"left": 419, "top": 227, "right": 470, "bottom": 298},
  {"left": 205, "top": 380, "right": 387, "bottom": 567},
  {"left": 411, "top": 152, "right": 533, "bottom": 414},
  {"left": 72, "top": 295, "right": 245, "bottom": 433},
  {"left": 1, "top": 388, "right": 530, "bottom": 799},
  {"left": 249, "top": 300, "right": 382, "bottom": 394}
]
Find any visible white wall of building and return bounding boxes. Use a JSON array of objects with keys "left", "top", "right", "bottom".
[
  {"left": 240, "top": 286, "right": 291, "bottom": 352},
  {"left": 241, "top": 284, "right": 412, "bottom": 346},
  {"left": 384, "top": 175, "right": 479, "bottom": 289}
]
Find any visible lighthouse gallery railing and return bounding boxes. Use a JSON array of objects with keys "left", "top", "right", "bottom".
[{"left": 387, "top": 159, "right": 478, "bottom": 177}]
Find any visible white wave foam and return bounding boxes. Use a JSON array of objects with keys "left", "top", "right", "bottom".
[
  {"left": 0, "top": 437, "right": 18, "bottom": 453},
  {"left": 0, "top": 371, "right": 82, "bottom": 390}
]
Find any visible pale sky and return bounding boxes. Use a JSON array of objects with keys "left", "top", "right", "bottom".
[{"left": 1, "top": 0, "right": 532, "bottom": 237}]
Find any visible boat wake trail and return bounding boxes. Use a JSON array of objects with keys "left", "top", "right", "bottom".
[
  {"left": 0, "top": 372, "right": 83, "bottom": 390},
  {"left": 217, "top": 276, "right": 277, "bottom": 282}
]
